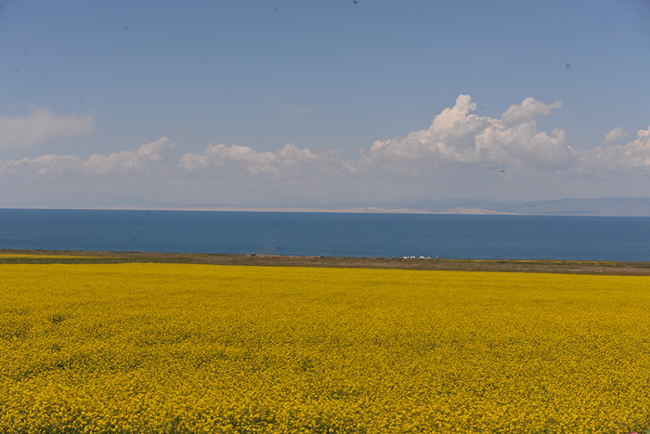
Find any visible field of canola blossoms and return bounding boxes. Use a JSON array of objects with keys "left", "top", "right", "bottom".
[{"left": 1, "top": 263, "right": 650, "bottom": 434}]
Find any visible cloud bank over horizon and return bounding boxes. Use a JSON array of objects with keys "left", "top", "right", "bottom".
[
  {"left": 0, "top": 137, "right": 174, "bottom": 177},
  {"left": 2, "top": 95, "right": 650, "bottom": 206},
  {"left": 178, "top": 143, "right": 342, "bottom": 177}
]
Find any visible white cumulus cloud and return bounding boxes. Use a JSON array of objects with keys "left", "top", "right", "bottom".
[
  {"left": 176, "top": 96, "right": 650, "bottom": 180},
  {"left": 0, "top": 106, "right": 94, "bottom": 149},
  {"left": 361, "top": 95, "right": 573, "bottom": 172},
  {"left": 501, "top": 97, "right": 563, "bottom": 127},
  {"left": 578, "top": 126, "right": 650, "bottom": 175},
  {"left": 178, "top": 143, "right": 341, "bottom": 177},
  {"left": 0, "top": 137, "right": 175, "bottom": 176},
  {"left": 83, "top": 137, "right": 175, "bottom": 176},
  {"left": 3, "top": 96, "right": 650, "bottom": 206}
]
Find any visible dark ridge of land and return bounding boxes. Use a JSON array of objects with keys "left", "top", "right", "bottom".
[{"left": 2, "top": 249, "right": 650, "bottom": 276}]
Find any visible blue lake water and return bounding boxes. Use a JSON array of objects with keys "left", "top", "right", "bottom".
[{"left": 1, "top": 208, "right": 649, "bottom": 261}]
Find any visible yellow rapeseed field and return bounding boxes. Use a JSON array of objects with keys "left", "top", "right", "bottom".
[{"left": 1, "top": 263, "right": 649, "bottom": 434}]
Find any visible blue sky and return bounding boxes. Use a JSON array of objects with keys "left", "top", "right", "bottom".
[{"left": 1, "top": 0, "right": 649, "bottom": 208}]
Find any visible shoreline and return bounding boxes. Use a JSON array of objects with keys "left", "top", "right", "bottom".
[
  {"left": 2, "top": 249, "right": 650, "bottom": 276},
  {"left": 0, "top": 206, "right": 510, "bottom": 215}
]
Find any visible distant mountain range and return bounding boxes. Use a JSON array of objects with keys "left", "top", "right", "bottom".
[
  {"left": 8, "top": 197, "right": 650, "bottom": 217},
  {"left": 401, "top": 197, "right": 650, "bottom": 216},
  {"left": 161, "top": 197, "right": 650, "bottom": 216}
]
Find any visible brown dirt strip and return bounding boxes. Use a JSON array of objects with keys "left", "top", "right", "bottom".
[{"left": 2, "top": 249, "right": 650, "bottom": 276}]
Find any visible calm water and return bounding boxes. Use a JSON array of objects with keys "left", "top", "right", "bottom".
[{"left": 1, "top": 209, "right": 649, "bottom": 261}]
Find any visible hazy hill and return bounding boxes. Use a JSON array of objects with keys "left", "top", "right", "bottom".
[{"left": 410, "top": 197, "right": 650, "bottom": 216}]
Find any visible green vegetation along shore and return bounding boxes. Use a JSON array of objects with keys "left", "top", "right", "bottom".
[{"left": 2, "top": 249, "right": 650, "bottom": 275}]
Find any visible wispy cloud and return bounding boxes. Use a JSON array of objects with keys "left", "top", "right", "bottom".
[
  {"left": 0, "top": 106, "right": 93, "bottom": 149},
  {"left": 279, "top": 104, "right": 314, "bottom": 121},
  {"left": 603, "top": 127, "right": 628, "bottom": 144}
]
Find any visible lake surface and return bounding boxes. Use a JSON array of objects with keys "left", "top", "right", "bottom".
[{"left": 1, "top": 209, "right": 649, "bottom": 261}]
